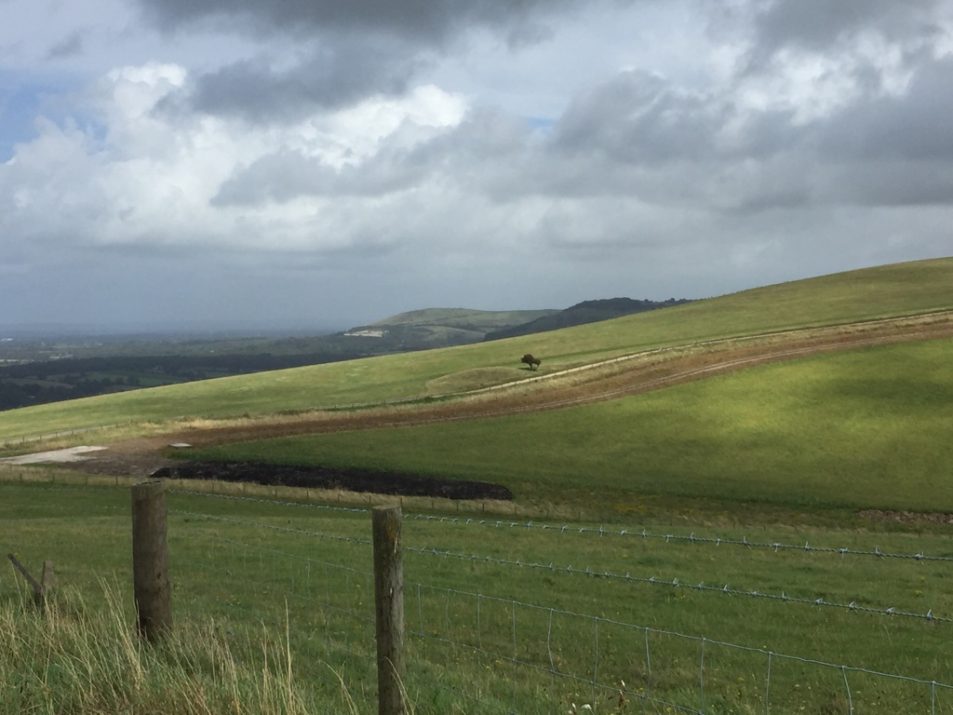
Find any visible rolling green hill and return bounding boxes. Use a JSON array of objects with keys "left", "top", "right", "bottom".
[
  {"left": 196, "top": 336, "right": 953, "bottom": 515},
  {"left": 1, "top": 257, "right": 952, "bottom": 443}
]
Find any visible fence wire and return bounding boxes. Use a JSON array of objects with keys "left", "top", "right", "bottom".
[
  {"left": 404, "top": 542, "right": 952, "bottom": 624},
  {"left": 177, "top": 532, "right": 953, "bottom": 715},
  {"left": 171, "top": 508, "right": 951, "bottom": 625},
  {"left": 170, "top": 487, "right": 953, "bottom": 565},
  {"left": 407, "top": 513, "right": 953, "bottom": 564}
]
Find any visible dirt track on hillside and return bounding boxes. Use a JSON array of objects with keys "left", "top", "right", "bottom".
[{"left": 54, "top": 310, "right": 953, "bottom": 479}]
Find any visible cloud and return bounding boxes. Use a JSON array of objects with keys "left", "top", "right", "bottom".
[
  {"left": 0, "top": 64, "right": 475, "bottom": 264},
  {"left": 134, "top": 0, "right": 612, "bottom": 123},
  {"left": 135, "top": 0, "right": 588, "bottom": 46},
  {"left": 751, "top": 0, "right": 947, "bottom": 54},
  {"left": 818, "top": 57, "right": 953, "bottom": 162},
  {"left": 46, "top": 31, "right": 85, "bottom": 60},
  {"left": 553, "top": 70, "right": 734, "bottom": 165},
  {"left": 206, "top": 49, "right": 953, "bottom": 218},
  {"left": 168, "top": 41, "right": 424, "bottom": 122}
]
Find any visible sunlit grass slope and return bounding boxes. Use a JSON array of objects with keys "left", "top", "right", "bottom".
[
  {"left": 195, "top": 337, "right": 953, "bottom": 515},
  {"left": 1, "top": 257, "right": 952, "bottom": 441}
]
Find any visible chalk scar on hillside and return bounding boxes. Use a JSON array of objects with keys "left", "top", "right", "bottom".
[{"left": 0, "top": 446, "right": 108, "bottom": 465}]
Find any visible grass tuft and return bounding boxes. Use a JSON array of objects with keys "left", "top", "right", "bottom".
[{"left": 0, "top": 582, "right": 320, "bottom": 715}]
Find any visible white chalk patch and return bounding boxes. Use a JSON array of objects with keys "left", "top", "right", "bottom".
[
  {"left": 168, "top": 443, "right": 192, "bottom": 449},
  {"left": 0, "top": 445, "right": 108, "bottom": 465}
]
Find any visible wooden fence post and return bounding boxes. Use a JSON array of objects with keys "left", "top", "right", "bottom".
[
  {"left": 7, "top": 554, "right": 53, "bottom": 609},
  {"left": 373, "top": 506, "right": 405, "bottom": 715},
  {"left": 131, "top": 480, "right": 172, "bottom": 642}
]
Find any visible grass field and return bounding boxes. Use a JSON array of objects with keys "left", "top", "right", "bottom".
[
  {"left": 5, "top": 478, "right": 953, "bottom": 713},
  {"left": 189, "top": 336, "right": 953, "bottom": 519},
  {"left": 1, "top": 257, "right": 952, "bottom": 443}
]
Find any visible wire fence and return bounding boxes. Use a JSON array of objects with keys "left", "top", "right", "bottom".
[
  {"left": 175, "top": 507, "right": 952, "bottom": 625},
  {"left": 162, "top": 493, "right": 953, "bottom": 714},
  {"left": 169, "top": 487, "right": 953, "bottom": 565},
  {"left": 168, "top": 517, "right": 953, "bottom": 714},
  {"left": 10, "top": 449, "right": 953, "bottom": 714},
  {"left": 6, "top": 478, "right": 952, "bottom": 713}
]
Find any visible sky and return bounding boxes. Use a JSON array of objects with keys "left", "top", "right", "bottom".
[{"left": 2, "top": 0, "right": 953, "bottom": 331}]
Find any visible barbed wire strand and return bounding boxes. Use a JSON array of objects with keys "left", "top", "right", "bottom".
[
  {"left": 181, "top": 532, "right": 952, "bottom": 713},
  {"left": 407, "top": 513, "right": 953, "bottom": 564},
  {"left": 180, "top": 529, "right": 953, "bottom": 699},
  {"left": 169, "top": 487, "right": 953, "bottom": 564},
  {"left": 170, "top": 507, "right": 953, "bottom": 625},
  {"left": 413, "top": 582, "right": 951, "bottom": 715},
  {"left": 403, "top": 543, "right": 952, "bottom": 625},
  {"left": 171, "top": 508, "right": 373, "bottom": 547}
]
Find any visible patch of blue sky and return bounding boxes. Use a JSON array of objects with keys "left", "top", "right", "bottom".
[
  {"left": 0, "top": 70, "right": 103, "bottom": 161},
  {"left": 525, "top": 115, "right": 555, "bottom": 138}
]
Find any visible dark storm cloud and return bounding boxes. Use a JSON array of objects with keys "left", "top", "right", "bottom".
[
  {"left": 750, "top": 0, "right": 946, "bottom": 53},
  {"left": 139, "top": 0, "right": 609, "bottom": 122},
  {"left": 135, "top": 0, "right": 586, "bottom": 46},
  {"left": 171, "top": 41, "right": 422, "bottom": 121},
  {"left": 819, "top": 57, "right": 953, "bottom": 162}
]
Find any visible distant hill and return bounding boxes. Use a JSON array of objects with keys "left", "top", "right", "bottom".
[
  {"left": 0, "top": 307, "right": 558, "bottom": 411},
  {"left": 484, "top": 297, "right": 690, "bottom": 341},
  {"left": 344, "top": 308, "right": 558, "bottom": 348}
]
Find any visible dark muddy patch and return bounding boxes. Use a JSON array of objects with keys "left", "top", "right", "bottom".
[{"left": 151, "top": 461, "right": 513, "bottom": 501}]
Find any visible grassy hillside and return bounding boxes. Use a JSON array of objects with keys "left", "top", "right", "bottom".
[
  {"left": 1, "top": 257, "right": 952, "bottom": 442},
  {"left": 193, "top": 337, "right": 953, "bottom": 516}
]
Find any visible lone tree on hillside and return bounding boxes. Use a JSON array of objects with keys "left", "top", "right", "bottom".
[{"left": 521, "top": 353, "right": 541, "bottom": 371}]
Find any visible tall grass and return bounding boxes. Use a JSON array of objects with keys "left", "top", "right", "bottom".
[{"left": 0, "top": 582, "right": 341, "bottom": 715}]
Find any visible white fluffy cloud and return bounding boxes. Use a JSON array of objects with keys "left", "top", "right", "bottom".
[{"left": 2, "top": 63, "right": 470, "bottom": 258}]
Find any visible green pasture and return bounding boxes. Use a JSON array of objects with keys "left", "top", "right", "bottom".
[
  {"left": 193, "top": 337, "right": 953, "bottom": 517},
  {"left": 4, "top": 480, "right": 953, "bottom": 713},
  {"left": 1, "top": 257, "right": 952, "bottom": 442}
]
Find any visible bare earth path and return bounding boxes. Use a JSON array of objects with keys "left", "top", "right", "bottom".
[{"left": 47, "top": 310, "right": 953, "bottom": 477}]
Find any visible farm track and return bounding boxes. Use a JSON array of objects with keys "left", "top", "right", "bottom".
[{"left": 76, "top": 310, "right": 953, "bottom": 476}]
